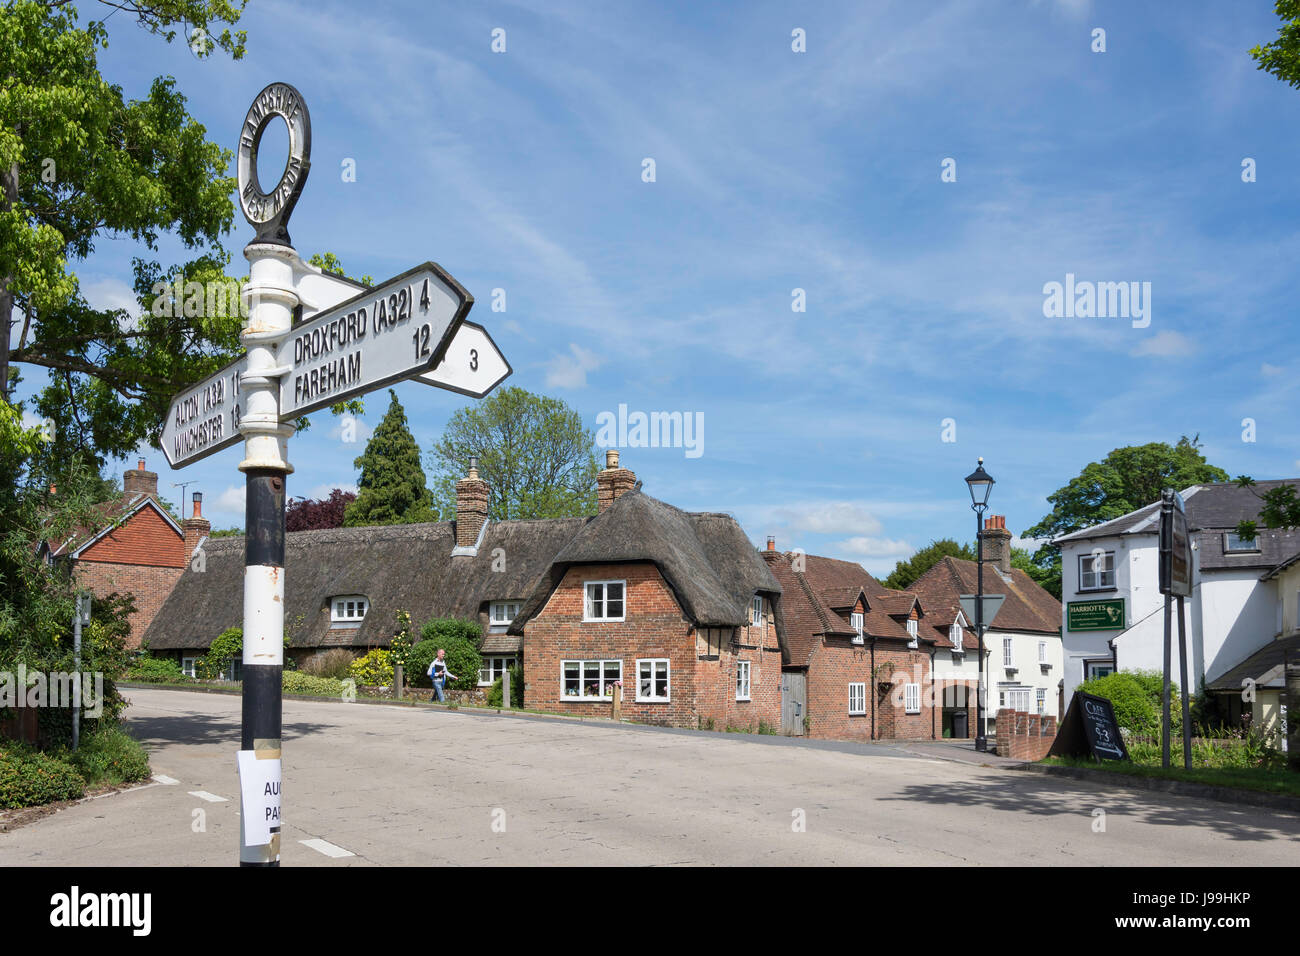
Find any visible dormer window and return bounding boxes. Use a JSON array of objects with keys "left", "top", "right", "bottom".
[
  {"left": 489, "top": 602, "right": 521, "bottom": 627},
  {"left": 906, "top": 617, "right": 918, "bottom": 647},
  {"left": 851, "top": 611, "right": 864, "bottom": 644},
  {"left": 950, "top": 620, "right": 964, "bottom": 651},
  {"left": 752, "top": 595, "right": 764, "bottom": 627},
  {"left": 331, "top": 596, "right": 368, "bottom": 624},
  {"left": 1223, "top": 532, "right": 1259, "bottom": 553}
]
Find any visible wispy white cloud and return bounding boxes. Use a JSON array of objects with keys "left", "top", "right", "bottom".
[
  {"left": 544, "top": 343, "right": 603, "bottom": 389},
  {"left": 832, "top": 535, "right": 913, "bottom": 558},
  {"left": 1132, "top": 330, "right": 1196, "bottom": 358}
]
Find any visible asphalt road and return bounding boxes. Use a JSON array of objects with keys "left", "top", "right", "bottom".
[{"left": 3, "top": 687, "right": 1297, "bottom": 866}]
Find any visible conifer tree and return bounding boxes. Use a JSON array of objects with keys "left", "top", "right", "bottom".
[{"left": 343, "top": 391, "right": 436, "bottom": 526}]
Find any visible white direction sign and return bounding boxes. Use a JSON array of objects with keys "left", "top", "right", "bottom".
[
  {"left": 161, "top": 359, "right": 245, "bottom": 468},
  {"left": 278, "top": 262, "right": 472, "bottom": 418},
  {"left": 416, "top": 321, "right": 511, "bottom": 398}
]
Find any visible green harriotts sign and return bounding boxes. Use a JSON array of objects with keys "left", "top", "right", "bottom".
[{"left": 1067, "top": 599, "right": 1126, "bottom": 632}]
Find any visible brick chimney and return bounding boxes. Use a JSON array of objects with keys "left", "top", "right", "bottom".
[
  {"left": 455, "top": 457, "right": 490, "bottom": 548},
  {"left": 980, "top": 515, "right": 1012, "bottom": 575},
  {"left": 596, "top": 450, "right": 637, "bottom": 513},
  {"left": 182, "top": 491, "right": 210, "bottom": 560},
  {"left": 123, "top": 458, "right": 158, "bottom": 499}
]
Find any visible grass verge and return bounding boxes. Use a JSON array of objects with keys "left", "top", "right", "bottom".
[{"left": 1039, "top": 756, "right": 1300, "bottom": 798}]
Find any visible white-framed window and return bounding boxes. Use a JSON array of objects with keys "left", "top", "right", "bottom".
[
  {"left": 489, "top": 602, "right": 521, "bottom": 626},
  {"left": 906, "top": 617, "right": 919, "bottom": 647},
  {"left": 562, "top": 659, "right": 622, "bottom": 699},
  {"left": 1223, "top": 531, "right": 1259, "bottom": 553},
  {"left": 1003, "top": 686, "right": 1032, "bottom": 712},
  {"left": 851, "top": 611, "right": 864, "bottom": 644},
  {"left": 1079, "top": 551, "right": 1115, "bottom": 590},
  {"left": 331, "top": 595, "right": 368, "bottom": 623},
  {"left": 1038, "top": 641, "right": 1048, "bottom": 665},
  {"left": 1085, "top": 660, "right": 1114, "bottom": 680},
  {"left": 478, "top": 656, "right": 514, "bottom": 686},
  {"left": 950, "top": 620, "right": 964, "bottom": 650},
  {"left": 1003, "top": 637, "right": 1013, "bottom": 667},
  {"left": 182, "top": 656, "right": 199, "bottom": 678},
  {"left": 736, "top": 660, "right": 751, "bottom": 701},
  {"left": 752, "top": 595, "right": 764, "bottom": 627},
  {"left": 904, "top": 682, "right": 920, "bottom": 714},
  {"left": 1036, "top": 688, "right": 1046, "bottom": 714},
  {"left": 636, "top": 659, "right": 670, "bottom": 702},
  {"left": 849, "top": 682, "right": 866, "bottom": 715},
  {"left": 584, "top": 580, "right": 625, "bottom": 622}
]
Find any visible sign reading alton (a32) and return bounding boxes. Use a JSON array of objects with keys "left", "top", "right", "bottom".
[
  {"left": 160, "top": 360, "right": 245, "bottom": 468},
  {"left": 278, "top": 262, "right": 473, "bottom": 418}
]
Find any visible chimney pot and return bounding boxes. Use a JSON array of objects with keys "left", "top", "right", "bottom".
[
  {"left": 605, "top": 449, "right": 620, "bottom": 469},
  {"left": 767, "top": 536, "right": 775, "bottom": 552},
  {"left": 137, "top": 458, "right": 145, "bottom": 470},
  {"left": 192, "top": 491, "right": 203, "bottom": 519}
]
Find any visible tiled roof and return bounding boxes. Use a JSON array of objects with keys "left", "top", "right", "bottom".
[{"left": 908, "top": 556, "right": 1060, "bottom": 637}]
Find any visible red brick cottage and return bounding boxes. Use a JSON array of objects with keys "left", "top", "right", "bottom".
[
  {"left": 42, "top": 460, "right": 209, "bottom": 649},
  {"left": 763, "top": 547, "right": 942, "bottom": 740},
  {"left": 509, "top": 452, "right": 785, "bottom": 730}
]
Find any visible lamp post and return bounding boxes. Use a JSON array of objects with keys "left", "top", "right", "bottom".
[{"left": 965, "top": 457, "right": 994, "bottom": 752}]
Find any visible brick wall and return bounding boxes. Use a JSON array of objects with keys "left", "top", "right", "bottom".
[
  {"left": 522, "top": 562, "right": 780, "bottom": 730},
  {"left": 993, "top": 707, "right": 1058, "bottom": 760},
  {"left": 73, "top": 504, "right": 189, "bottom": 650}
]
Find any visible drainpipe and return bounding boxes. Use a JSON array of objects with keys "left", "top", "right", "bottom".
[
  {"left": 930, "top": 646, "right": 936, "bottom": 739},
  {"left": 870, "top": 635, "right": 877, "bottom": 740}
]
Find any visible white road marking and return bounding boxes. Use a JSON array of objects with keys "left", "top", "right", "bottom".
[
  {"left": 188, "top": 790, "right": 228, "bottom": 802},
  {"left": 300, "top": 838, "right": 355, "bottom": 858},
  {"left": 153, "top": 774, "right": 179, "bottom": 785}
]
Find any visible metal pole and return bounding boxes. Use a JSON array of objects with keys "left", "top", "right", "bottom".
[
  {"left": 238, "top": 241, "right": 298, "bottom": 866},
  {"left": 1170, "top": 595, "right": 1180, "bottom": 775},
  {"left": 975, "top": 509, "right": 987, "bottom": 752},
  {"left": 72, "top": 595, "right": 82, "bottom": 752},
  {"left": 1176, "top": 594, "right": 1191, "bottom": 769}
]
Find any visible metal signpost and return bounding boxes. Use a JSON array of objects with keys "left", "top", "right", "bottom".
[
  {"left": 159, "top": 81, "right": 508, "bottom": 865},
  {"left": 1158, "top": 488, "right": 1193, "bottom": 769}
]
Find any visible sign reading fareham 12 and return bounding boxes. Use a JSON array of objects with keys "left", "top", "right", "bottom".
[{"left": 278, "top": 262, "right": 473, "bottom": 418}]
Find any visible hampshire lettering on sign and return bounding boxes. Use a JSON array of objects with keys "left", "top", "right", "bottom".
[
  {"left": 237, "top": 82, "right": 311, "bottom": 244},
  {"left": 278, "top": 262, "right": 472, "bottom": 418},
  {"left": 160, "top": 359, "right": 245, "bottom": 467},
  {"left": 1066, "top": 598, "right": 1125, "bottom": 632}
]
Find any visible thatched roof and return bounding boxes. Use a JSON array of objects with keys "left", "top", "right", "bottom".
[
  {"left": 143, "top": 490, "right": 778, "bottom": 652},
  {"left": 509, "top": 489, "right": 781, "bottom": 634},
  {"left": 144, "top": 517, "right": 585, "bottom": 652}
]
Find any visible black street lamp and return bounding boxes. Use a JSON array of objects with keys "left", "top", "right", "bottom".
[{"left": 965, "top": 457, "right": 994, "bottom": 752}]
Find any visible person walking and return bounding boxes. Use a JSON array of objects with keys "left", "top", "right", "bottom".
[{"left": 428, "top": 648, "right": 457, "bottom": 702}]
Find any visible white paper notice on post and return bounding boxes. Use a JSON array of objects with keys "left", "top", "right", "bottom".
[{"left": 236, "top": 750, "right": 282, "bottom": 846}]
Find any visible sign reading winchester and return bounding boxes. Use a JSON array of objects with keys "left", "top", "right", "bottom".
[
  {"left": 278, "top": 262, "right": 473, "bottom": 417},
  {"left": 160, "top": 360, "right": 245, "bottom": 467}
]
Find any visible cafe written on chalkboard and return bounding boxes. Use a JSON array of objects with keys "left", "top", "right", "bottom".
[{"left": 1048, "top": 690, "right": 1130, "bottom": 761}]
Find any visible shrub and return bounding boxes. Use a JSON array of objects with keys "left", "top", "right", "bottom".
[
  {"left": 411, "top": 620, "right": 482, "bottom": 690},
  {"left": 1077, "top": 670, "right": 1180, "bottom": 737},
  {"left": 485, "top": 665, "right": 525, "bottom": 708},
  {"left": 301, "top": 649, "right": 354, "bottom": 680},
  {"left": 203, "top": 627, "right": 243, "bottom": 679},
  {"left": 63, "top": 726, "right": 150, "bottom": 786},
  {"left": 282, "top": 671, "right": 348, "bottom": 697},
  {"left": 349, "top": 648, "right": 394, "bottom": 687},
  {"left": 0, "top": 743, "right": 86, "bottom": 808},
  {"left": 126, "top": 656, "right": 190, "bottom": 683}
]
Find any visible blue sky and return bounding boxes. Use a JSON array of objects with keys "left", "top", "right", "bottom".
[{"left": 16, "top": 0, "right": 1300, "bottom": 575}]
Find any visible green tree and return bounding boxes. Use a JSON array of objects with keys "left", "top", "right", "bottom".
[
  {"left": 343, "top": 390, "right": 436, "bottom": 526},
  {"left": 1023, "top": 437, "right": 1228, "bottom": 600},
  {"left": 1251, "top": 1, "right": 1300, "bottom": 88},
  {"left": 2, "top": 0, "right": 249, "bottom": 469},
  {"left": 883, "top": 539, "right": 974, "bottom": 590},
  {"left": 427, "top": 386, "right": 598, "bottom": 520}
]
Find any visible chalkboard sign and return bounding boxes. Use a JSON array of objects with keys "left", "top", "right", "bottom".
[{"left": 1048, "top": 690, "right": 1130, "bottom": 761}]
